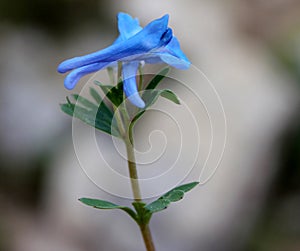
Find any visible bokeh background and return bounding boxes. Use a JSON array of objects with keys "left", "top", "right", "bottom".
[{"left": 0, "top": 0, "right": 300, "bottom": 251}]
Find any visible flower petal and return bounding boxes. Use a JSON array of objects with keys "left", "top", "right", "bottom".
[
  {"left": 64, "top": 62, "right": 110, "bottom": 90},
  {"left": 57, "top": 15, "right": 172, "bottom": 74},
  {"left": 156, "top": 53, "right": 190, "bottom": 69},
  {"left": 163, "top": 36, "right": 190, "bottom": 69},
  {"left": 143, "top": 37, "right": 190, "bottom": 69},
  {"left": 117, "top": 13, "right": 142, "bottom": 40},
  {"left": 122, "top": 61, "right": 145, "bottom": 108}
]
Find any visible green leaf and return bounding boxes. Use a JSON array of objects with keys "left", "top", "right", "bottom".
[
  {"left": 168, "top": 181, "right": 199, "bottom": 193},
  {"left": 145, "top": 181, "right": 199, "bottom": 214},
  {"left": 94, "top": 80, "right": 111, "bottom": 94},
  {"left": 159, "top": 89, "right": 180, "bottom": 104},
  {"left": 145, "top": 199, "right": 170, "bottom": 213},
  {"left": 141, "top": 89, "right": 179, "bottom": 109},
  {"left": 72, "top": 94, "right": 98, "bottom": 110},
  {"left": 60, "top": 102, "right": 75, "bottom": 117},
  {"left": 95, "top": 80, "right": 124, "bottom": 107},
  {"left": 79, "top": 198, "right": 137, "bottom": 222},
  {"left": 144, "top": 67, "right": 180, "bottom": 105},
  {"left": 146, "top": 67, "right": 170, "bottom": 90},
  {"left": 128, "top": 88, "right": 180, "bottom": 145},
  {"left": 79, "top": 198, "right": 121, "bottom": 208},
  {"left": 95, "top": 101, "right": 120, "bottom": 137},
  {"left": 90, "top": 87, "right": 102, "bottom": 103},
  {"left": 60, "top": 94, "right": 121, "bottom": 138},
  {"left": 163, "top": 190, "right": 184, "bottom": 202}
]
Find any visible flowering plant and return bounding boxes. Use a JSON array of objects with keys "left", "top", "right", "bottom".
[{"left": 58, "top": 12, "right": 198, "bottom": 251}]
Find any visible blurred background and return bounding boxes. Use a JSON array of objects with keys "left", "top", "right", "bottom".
[{"left": 0, "top": 0, "right": 300, "bottom": 250}]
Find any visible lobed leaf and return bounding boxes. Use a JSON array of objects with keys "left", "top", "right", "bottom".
[
  {"left": 145, "top": 181, "right": 199, "bottom": 214},
  {"left": 95, "top": 80, "right": 124, "bottom": 107},
  {"left": 90, "top": 87, "right": 102, "bottom": 103},
  {"left": 146, "top": 67, "right": 170, "bottom": 90},
  {"left": 128, "top": 68, "right": 178, "bottom": 134},
  {"left": 145, "top": 199, "right": 170, "bottom": 213},
  {"left": 72, "top": 94, "right": 98, "bottom": 110},
  {"left": 79, "top": 198, "right": 137, "bottom": 222},
  {"left": 168, "top": 182, "right": 200, "bottom": 193},
  {"left": 129, "top": 89, "right": 180, "bottom": 136},
  {"left": 163, "top": 190, "right": 184, "bottom": 202},
  {"left": 159, "top": 89, "right": 180, "bottom": 104},
  {"left": 60, "top": 94, "right": 121, "bottom": 138}
]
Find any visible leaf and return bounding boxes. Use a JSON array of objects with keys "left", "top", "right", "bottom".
[
  {"left": 72, "top": 94, "right": 98, "bottom": 110},
  {"left": 163, "top": 190, "right": 184, "bottom": 202},
  {"left": 95, "top": 101, "right": 120, "bottom": 137},
  {"left": 146, "top": 67, "right": 170, "bottom": 90},
  {"left": 159, "top": 89, "right": 180, "bottom": 104},
  {"left": 127, "top": 69, "right": 174, "bottom": 141},
  {"left": 129, "top": 89, "right": 180, "bottom": 134},
  {"left": 94, "top": 80, "right": 111, "bottom": 94},
  {"left": 168, "top": 182, "right": 199, "bottom": 193},
  {"left": 145, "top": 67, "right": 181, "bottom": 105},
  {"left": 60, "top": 102, "right": 75, "bottom": 117},
  {"left": 145, "top": 199, "right": 170, "bottom": 213},
  {"left": 79, "top": 198, "right": 137, "bottom": 222},
  {"left": 95, "top": 80, "right": 124, "bottom": 107},
  {"left": 60, "top": 94, "right": 121, "bottom": 138},
  {"left": 145, "top": 181, "right": 199, "bottom": 213},
  {"left": 142, "top": 89, "right": 180, "bottom": 109},
  {"left": 79, "top": 198, "right": 121, "bottom": 208},
  {"left": 90, "top": 87, "right": 102, "bottom": 103}
]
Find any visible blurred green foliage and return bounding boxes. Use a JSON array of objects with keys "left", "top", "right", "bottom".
[
  {"left": 0, "top": 152, "right": 50, "bottom": 208},
  {"left": 247, "top": 125, "right": 300, "bottom": 251},
  {"left": 245, "top": 24, "right": 300, "bottom": 251}
]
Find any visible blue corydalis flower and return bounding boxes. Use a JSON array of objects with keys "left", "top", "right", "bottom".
[{"left": 58, "top": 13, "right": 190, "bottom": 108}]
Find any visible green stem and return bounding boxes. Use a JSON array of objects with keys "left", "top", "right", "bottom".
[
  {"left": 124, "top": 137, "right": 142, "bottom": 201},
  {"left": 113, "top": 104, "right": 126, "bottom": 138},
  {"left": 114, "top": 62, "right": 156, "bottom": 251},
  {"left": 124, "top": 128, "right": 156, "bottom": 251},
  {"left": 125, "top": 136, "right": 156, "bottom": 251},
  {"left": 140, "top": 224, "right": 156, "bottom": 251}
]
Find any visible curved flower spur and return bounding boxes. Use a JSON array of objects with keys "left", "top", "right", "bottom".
[
  {"left": 58, "top": 12, "right": 190, "bottom": 107},
  {"left": 58, "top": 13, "right": 197, "bottom": 251}
]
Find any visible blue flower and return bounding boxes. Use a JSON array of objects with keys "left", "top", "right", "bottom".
[{"left": 58, "top": 13, "right": 190, "bottom": 108}]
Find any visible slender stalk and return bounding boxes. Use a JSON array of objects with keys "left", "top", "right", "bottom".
[
  {"left": 140, "top": 224, "right": 156, "bottom": 251},
  {"left": 125, "top": 135, "right": 156, "bottom": 251},
  {"left": 113, "top": 104, "right": 126, "bottom": 138},
  {"left": 113, "top": 62, "right": 156, "bottom": 251},
  {"left": 124, "top": 137, "right": 142, "bottom": 201}
]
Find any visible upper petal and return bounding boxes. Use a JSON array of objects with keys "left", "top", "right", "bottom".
[
  {"left": 57, "top": 14, "right": 172, "bottom": 74},
  {"left": 117, "top": 12, "right": 142, "bottom": 40}
]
